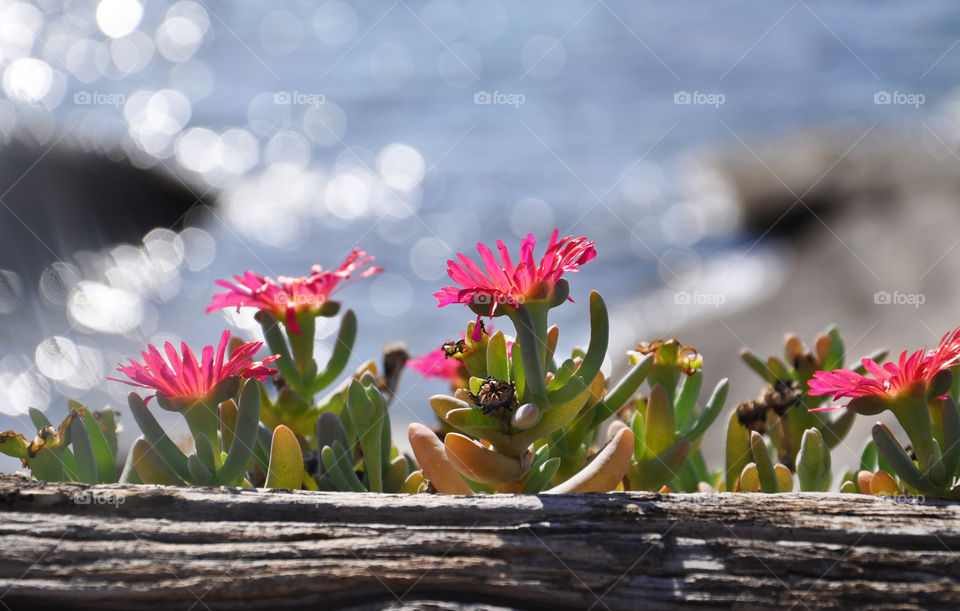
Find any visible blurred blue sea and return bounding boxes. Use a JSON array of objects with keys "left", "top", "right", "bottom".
[{"left": 2, "top": 0, "right": 960, "bottom": 466}]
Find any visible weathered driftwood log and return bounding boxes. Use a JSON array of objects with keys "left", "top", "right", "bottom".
[{"left": 0, "top": 474, "right": 958, "bottom": 610}]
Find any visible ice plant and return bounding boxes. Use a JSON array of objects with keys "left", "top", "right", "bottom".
[
  {"left": 616, "top": 340, "right": 728, "bottom": 492},
  {"left": 732, "top": 327, "right": 885, "bottom": 481},
  {"left": 206, "top": 248, "right": 382, "bottom": 334},
  {"left": 110, "top": 333, "right": 282, "bottom": 487},
  {"left": 434, "top": 230, "right": 595, "bottom": 340},
  {"left": 0, "top": 402, "right": 123, "bottom": 485},
  {"left": 807, "top": 325, "right": 960, "bottom": 498},
  {"left": 109, "top": 330, "right": 279, "bottom": 412},
  {"left": 208, "top": 250, "right": 382, "bottom": 435},
  {"left": 412, "top": 232, "right": 726, "bottom": 495},
  {"left": 808, "top": 327, "right": 960, "bottom": 407}
]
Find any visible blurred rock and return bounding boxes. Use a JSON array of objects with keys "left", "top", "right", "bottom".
[
  {"left": 628, "top": 123, "right": 960, "bottom": 470},
  {"left": 0, "top": 139, "right": 212, "bottom": 293}
]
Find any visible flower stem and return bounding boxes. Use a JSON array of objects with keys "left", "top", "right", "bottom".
[
  {"left": 892, "top": 395, "right": 941, "bottom": 474},
  {"left": 289, "top": 311, "right": 316, "bottom": 381},
  {"left": 183, "top": 400, "right": 223, "bottom": 469}
]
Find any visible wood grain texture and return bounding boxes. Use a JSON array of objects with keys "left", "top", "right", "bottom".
[{"left": 0, "top": 474, "right": 957, "bottom": 609}]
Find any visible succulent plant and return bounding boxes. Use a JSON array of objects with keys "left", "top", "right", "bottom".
[
  {"left": 0, "top": 402, "right": 121, "bottom": 484},
  {"left": 736, "top": 327, "right": 885, "bottom": 474}
]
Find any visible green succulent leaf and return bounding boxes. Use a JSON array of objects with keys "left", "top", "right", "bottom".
[
  {"left": 188, "top": 454, "right": 214, "bottom": 485},
  {"left": 871, "top": 422, "right": 939, "bottom": 496},
  {"left": 130, "top": 438, "right": 183, "bottom": 485},
  {"left": 750, "top": 431, "right": 778, "bottom": 493},
  {"left": 644, "top": 384, "right": 675, "bottom": 459},
  {"left": 78, "top": 407, "right": 116, "bottom": 483},
  {"left": 679, "top": 378, "right": 729, "bottom": 444},
  {"left": 311, "top": 309, "right": 358, "bottom": 394},
  {"left": 724, "top": 410, "right": 752, "bottom": 492},
  {"left": 548, "top": 292, "right": 609, "bottom": 406},
  {"left": 674, "top": 371, "right": 703, "bottom": 430},
  {"left": 127, "top": 392, "right": 192, "bottom": 482},
  {"left": 214, "top": 380, "right": 261, "bottom": 486},
  {"left": 797, "top": 428, "right": 830, "bottom": 492},
  {"left": 255, "top": 311, "right": 303, "bottom": 391},
  {"left": 29, "top": 407, "right": 54, "bottom": 431},
  {"left": 629, "top": 439, "right": 690, "bottom": 491},
  {"left": 486, "top": 331, "right": 510, "bottom": 382},
  {"left": 69, "top": 414, "right": 98, "bottom": 485},
  {"left": 523, "top": 456, "right": 561, "bottom": 493},
  {"left": 264, "top": 425, "right": 304, "bottom": 489}
]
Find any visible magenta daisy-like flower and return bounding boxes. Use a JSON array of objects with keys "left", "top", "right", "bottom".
[
  {"left": 206, "top": 248, "right": 382, "bottom": 334},
  {"left": 434, "top": 230, "right": 596, "bottom": 338},
  {"left": 109, "top": 330, "right": 279, "bottom": 408},
  {"left": 808, "top": 326, "right": 960, "bottom": 410},
  {"left": 406, "top": 347, "right": 466, "bottom": 386}
]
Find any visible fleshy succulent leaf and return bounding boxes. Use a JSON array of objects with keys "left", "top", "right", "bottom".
[
  {"left": 871, "top": 422, "right": 939, "bottom": 496},
  {"left": 264, "top": 425, "right": 304, "bottom": 489},
  {"left": 131, "top": 438, "right": 184, "bottom": 485},
  {"left": 127, "top": 392, "right": 192, "bottom": 482},
  {"left": 486, "top": 331, "right": 510, "bottom": 382},
  {"left": 724, "top": 410, "right": 752, "bottom": 492},
  {"left": 545, "top": 428, "right": 633, "bottom": 493},
  {"left": 679, "top": 378, "right": 729, "bottom": 443},
  {"left": 750, "top": 431, "right": 778, "bottom": 493},
  {"left": 644, "top": 384, "right": 675, "bottom": 458},
  {"left": 548, "top": 292, "right": 609, "bottom": 405},
  {"left": 69, "top": 414, "right": 98, "bottom": 484},
  {"left": 312, "top": 309, "right": 358, "bottom": 393},
  {"left": 214, "top": 380, "right": 261, "bottom": 486}
]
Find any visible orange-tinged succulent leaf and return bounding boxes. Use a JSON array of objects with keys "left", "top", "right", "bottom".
[
  {"left": 408, "top": 423, "right": 472, "bottom": 494},
  {"left": 869, "top": 469, "right": 900, "bottom": 495},
  {"left": 544, "top": 428, "right": 634, "bottom": 493},
  {"left": 857, "top": 470, "right": 874, "bottom": 494},
  {"left": 444, "top": 433, "right": 527, "bottom": 485}
]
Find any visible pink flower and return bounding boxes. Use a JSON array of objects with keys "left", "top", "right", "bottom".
[
  {"left": 808, "top": 326, "right": 960, "bottom": 409},
  {"left": 406, "top": 347, "right": 466, "bottom": 386},
  {"left": 206, "top": 248, "right": 382, "bottom": 334},
  {"left": 109, "top": 330, "right": 279, "bottom": 407},
  {"left": 434, "top": 230, "right": 596, "bottom": 338}
]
